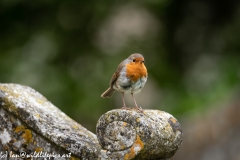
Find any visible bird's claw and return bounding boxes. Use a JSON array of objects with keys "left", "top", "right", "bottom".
[{"left": 134, "top": 106, "right": 144, "bottom": 112}]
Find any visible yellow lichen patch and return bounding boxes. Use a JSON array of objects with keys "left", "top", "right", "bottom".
[
  {"left": 35, "top": 147, "right": 43, "bottom": 152},
  {"left": 10, "top": 117, "right": 15, "bottom": 122},
  {"left": 70, "top": 156, "right": 81, "bottom": 160},
  {"left": 135, "top": 135, "right": 144, "bottom": 148},
  {"left": 124, "top": 135, "right": 144, "bottom": 160},
  {"left": 35, "top": 113, "right": 40, "bottom": 119},
  {"left": 2, "top": 99, "right": 18, "bottom": 114},
  {"left": 15, "top": 125, "right": 25, "bottom": 133},
  {"left": 136, "top": 118, "right": 140, "bottom": 122},
  {"left": 170, "top": 117, "right": 177, "bottom": 123},
  {"left": 123, "top": 122, "right": 127, "bottom": 127},
  {"left": 72, "top": 124, "right": 79, "bottom": 130},
  {"left": 22, "top": 129, "right": 33, "bottom": 144},
  {"left": 36, "top": 98, "right": 46, "bottom": 105},
  {"left": 0, "top": 86, "right": 21, "bottom": 98}
]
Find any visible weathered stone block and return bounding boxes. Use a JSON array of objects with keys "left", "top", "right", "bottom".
[
  {"left": 96, "top": 109, "right": 182, "bottom": 160},
  {"left": 0, "top": 83, "right": 182, "bottom": 160}
]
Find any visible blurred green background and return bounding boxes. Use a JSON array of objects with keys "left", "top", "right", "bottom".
[{"left": 1, "top": 0, "right": 240, "bottom": 159}]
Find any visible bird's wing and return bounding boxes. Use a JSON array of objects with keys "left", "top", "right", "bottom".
[{"left": 109, "top": 60, "right": 125, "bottom": 88}]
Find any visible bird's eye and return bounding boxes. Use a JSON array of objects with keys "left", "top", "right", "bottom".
[{"left": 133, "top": 59, "right": 136, "bottom": 62}]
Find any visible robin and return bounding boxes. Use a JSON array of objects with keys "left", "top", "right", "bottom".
[{"left": 101, "top": 53, "right": 147, "bottom": 110}]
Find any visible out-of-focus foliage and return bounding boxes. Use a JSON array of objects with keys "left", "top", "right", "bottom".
[{"left": 1, "top": 0, "right": 240, "bottom": 135}]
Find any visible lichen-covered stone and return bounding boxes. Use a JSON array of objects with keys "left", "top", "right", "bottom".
[
  {"left": 96, "top": 109, "right": 183, "bottom": 160},
  {"left": 0, "top": 107, "right": 72, "bottom": 159},
  {"left": 0, "top": 83, "right": 101, "bottom": 159},
  {"left": 0, "top": 83, "right": 183, "bottom": 160}
]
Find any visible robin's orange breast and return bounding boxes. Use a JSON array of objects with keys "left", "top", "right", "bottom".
[{"left": 126, "top": 62, "right": 147, "bottom": 82}]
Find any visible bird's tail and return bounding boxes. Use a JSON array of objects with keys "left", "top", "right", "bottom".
[{"left": 101, "top": 88, "right": 116, "bottom": 98}]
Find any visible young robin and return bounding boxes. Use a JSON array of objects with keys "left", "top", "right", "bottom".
[{"left": 101, "top": 53, "right": 148, "bottom": 110}]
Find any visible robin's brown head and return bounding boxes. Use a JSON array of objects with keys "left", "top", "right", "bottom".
[{"left": 128, "top": 53, "right": 145, "bottom": 64}]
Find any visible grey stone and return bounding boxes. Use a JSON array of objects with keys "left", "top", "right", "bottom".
[{"left": 0, "top": 83, "right": 182, "bottom": 160}]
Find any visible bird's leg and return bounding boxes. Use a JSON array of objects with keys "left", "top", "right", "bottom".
[
  {"left": 121, "top": 92, "right": 128, "bottom": 109},
  {"left": 131, "top": 93, "right": 143, "bottom": 111}
]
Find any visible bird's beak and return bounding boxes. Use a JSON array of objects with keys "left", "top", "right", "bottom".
[{"left": 141, "top": 60, "right": 145, "bottom": 63}]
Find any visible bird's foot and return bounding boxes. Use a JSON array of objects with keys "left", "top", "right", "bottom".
[
  {"left": 134, "top": 106, "right": 144, "bottom": 112},
  {"left": 121, "top": 106, "right": 130, "bottom": 110}
]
